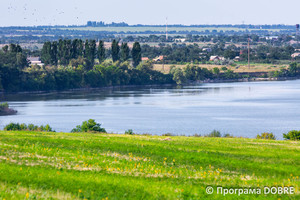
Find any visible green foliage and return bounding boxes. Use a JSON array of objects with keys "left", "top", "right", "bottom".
[
  {"left": 256, "top": 132, "right": 276, "bottom": 140},
  {"left": 125, "top": 129, "right": 134, "bottom": 135},
  {"left": 97, "top": 40, "right": 105, "bottom": 63},
  {"left": 0, "top": 102, "right": 9, "bottom": 110},
  {"left": 71, "top": 119, "right": 106, "bottom": 133},
  {"left": 120, "top": 43, "right": 130, "bottom": 62},
  {"left": 111, "top": 39, "right": 120, "bottom": 62},
  {"left": 223, "top": 133, "right": 234, "bottom": 138},
  {"left": 221, "top": 67, "right": 228, "bottom": 71},
  {"left": 4, "top": 123, "right": 54, "bottom": 132},
  {"left": 283, "top": 130, "right": 300, "bottom": 141},
  {"left": 212, "top": 67, "right": 220, "bottom": 75},
  {"left": 132, "top": 42, "right": 141, "bottom": 67},
  {"left": 170, "top": 68, "right": 186, "bottom": 84},
  {"left": 205, "top": 130, "right": 221, "bottom": 137}
]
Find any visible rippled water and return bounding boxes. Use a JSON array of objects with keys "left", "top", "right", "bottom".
[{"left": 1, "top": 80, "right": 300, "bottom": 139}]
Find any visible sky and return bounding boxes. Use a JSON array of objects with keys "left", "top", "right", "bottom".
[{"left": 0, "top": 0, "right": 300, "bottom": 26}]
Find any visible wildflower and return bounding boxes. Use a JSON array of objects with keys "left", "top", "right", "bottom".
[
  {"left": 79, "top": 189, "right": 82, "bottom": 193},
  {"left": 56, "top": 171, "right": 60, "bottom": 175},
  {"left": 26, "top": 192, "right": 29, "bottom": 198}
]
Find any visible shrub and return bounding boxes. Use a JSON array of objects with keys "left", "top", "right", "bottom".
[
  {"left": 4, "top": 122, "right": 55, "bottom": 132},
  {"left": 256, "top": 132, "right": 276, "bottom": 140},
  {"left": 193, "top": 134, "right": 202, "bottom": 137},
  {"left": 205, "top": 130, "right": 221, "bottom": 137},
  {"left": 283, "top": 130, "right": 300, "bottom": 141},
  {"left": 4, "top": 123, "right": 21, "bottom": 131},
  {"left": 125, "top": 129, "right": 134, "bottom": 135},
  {"left": 162, "top": 133, "right": 174, "bottom": 136},
  {"left": 0, "top": 102, "right": 9, "bottom": 110},
  {"left": 71, "top": 119, "right": 106, "bottom": 133},
  {"left": 223, "top": 133, "right": 234, "bottom": 138}
]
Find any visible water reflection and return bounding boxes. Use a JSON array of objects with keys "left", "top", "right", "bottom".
[{"left": 1, "top": 80, "right": 300, "bottom": 139}]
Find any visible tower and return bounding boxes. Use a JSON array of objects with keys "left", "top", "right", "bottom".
[
  {"left": 166, "top": 17, "right": 168, "bottom": 41},
  {"left": 296, "top": 24, "right": 299, "bottom": 44}
]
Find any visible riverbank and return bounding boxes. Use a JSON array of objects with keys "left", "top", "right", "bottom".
[
  {"left": 1, "top": 76, "right": 299, "bottom": 95},
  {"left": 0, "top": 103, "right": 17, "bottom": 116},
  {"left": 0, "top": 131, "right": 299, "bottom": 199}
]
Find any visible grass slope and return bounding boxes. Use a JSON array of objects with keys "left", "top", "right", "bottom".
[{"left": 0, "top": 131, "right": 299, "bottom": 200}]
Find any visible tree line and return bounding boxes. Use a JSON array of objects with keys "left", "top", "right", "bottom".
[
  {"left": 41, "top": 39, "right": 142, "bottom": 69},
  {"left": 2, "top": 41, "right": 300, "bottom": 92}
]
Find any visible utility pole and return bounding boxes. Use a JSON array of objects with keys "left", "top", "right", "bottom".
[
  {"left": 248, "top": 37, "right": 250, "bottom": 70},
  {"left": 296, "top": 24, "right": 299, "bottom": 46}
]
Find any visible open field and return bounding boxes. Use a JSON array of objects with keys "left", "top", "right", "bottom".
[
  {"left": 153, "top": 64, "right": 289, "bottom": 74},
  {"left": 0, "top": 131, "right": 299, "bottom": 199},
  {"left": 59, "top": 27, "right": 279, "bottom": 33}
]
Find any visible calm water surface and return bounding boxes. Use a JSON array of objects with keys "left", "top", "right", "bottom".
[{"left": 1, "top": 80, "right": 300, "bottom": 139}]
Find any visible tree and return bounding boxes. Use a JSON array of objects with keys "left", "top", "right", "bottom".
[
  {"left": 71, "top": 119, "right": 106, "bottom": 133},
  {"left": 84, "top": 40, "right": 96, "bottom": 70},
  {"left": 171, "top": 68, "right": 186, "bottom": 84},
  {"left": 212, "top": 67, "right": 220, "bottom": 76},
  {"left": 120, "top": 42, "right": 130, "bottom": 62},
  {"left": 111, "top": 39, "right": 120, "bottom": 62},
  {"left": 88, "top": 40, "right": 96, "bottom": 67},
  {"left": 41, "top": 42, "right": 52, "bottom": 65},
  {"left": 97, "top": 40, "right": 105, "bottom": 63},
  {"left": 132, "top": 42, "right": 141, "bottom": 67},
  {"left": 2, "top": 45, "right": 8, "bottom": 53},
  {"left": 51, "top": 41, "right": 58, "bottom": 65}
]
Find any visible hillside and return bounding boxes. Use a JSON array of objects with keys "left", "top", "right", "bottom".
[{"left": 0, "top": 131, "right": 299, "bottom": 199}]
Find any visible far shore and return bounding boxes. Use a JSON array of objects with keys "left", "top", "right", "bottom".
[{"left": 0, "top": 76, "right": 299, "bottom": 95}]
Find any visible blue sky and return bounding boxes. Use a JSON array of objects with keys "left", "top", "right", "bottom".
[{"left": 0, "top": 0, "right": 299, "bottom": 26}]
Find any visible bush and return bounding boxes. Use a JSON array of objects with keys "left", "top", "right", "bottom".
[
  {"left": 162, "top": 133, "right": 174, "bottom": 136},
  {"left": 223, "top": 133, "right": 234, "bottom": 138},
  {"left": 193, "top": 134, "right": 202, "bottom": 137},
  {"left": 256, "top": 132, "right": 274, "bottom": 140},
  {"left": 4, "top": 122, "right": 55, "bottom": 132},
  {"left": 125, "top": 129, "right": 134, "bottom": 135},
  {"left": 283, "top": 130, "right": 300, "bottom": 141},
  {"left": 0, "top": 102, "right": 9, "bottom": 110},
  {"left": 205, "top": 130, "right": 221, "bottom": 137},
  {"left": 71, "top": 119, "right": 106, "bottom": 133},
  {"left": 4, "top": 123, "right": 21, "bottom": 131},
  {"left": 256, "top": 132, "right": 276, "bottom": 140}
]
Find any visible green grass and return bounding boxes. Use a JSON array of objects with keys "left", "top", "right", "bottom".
[{"left": 0, "top": 131, "right": 299, "bottom": 199}]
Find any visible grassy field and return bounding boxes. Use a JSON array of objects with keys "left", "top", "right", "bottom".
[
  {"left": 0, "top": 131, "right": 299, "bottom": 199},
  {"left": 59, "top": 27, "right": 271, "bottom": 33},
  {"left": 153, "top": 64, "right": 288, "bottom": 74}
]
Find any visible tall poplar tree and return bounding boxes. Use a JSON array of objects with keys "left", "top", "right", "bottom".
[
  {"left": 111, "top": 39, "right": 120, "bottom": 62},
  {"left": 120, "top": 42, "right": 130, "bottom": 62},
  {"left": 132, "top": 42, "right": 142, "bottom": 67},
  {"left": 97, "top": 40, "right": 105, "bottom": 63}
]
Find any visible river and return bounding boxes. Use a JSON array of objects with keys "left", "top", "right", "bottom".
[{"left": 1, "top": 80, "right": 300, "bottom": 139}]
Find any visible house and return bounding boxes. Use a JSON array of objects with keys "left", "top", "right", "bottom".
[
  {"left": 210, "top": 56, "right": 219, "bottom": 61},
  {"left": 209, "top": 56, "right": 225, "bottom": 61},
  {"left": 27, "top": 57, "right": 44, "bottom": 66},
  {"left": 265, "top": 36, "right": 278, "bottom": 40},
  {"left": 141, "top": 57, "right": 149, "bottom": 61},
  {"left": 233, "top": 56, "right": 241, "bottom": 61},
  {"left": 174, "top": 38, "right": 186, "bottom": 43},
  {"left": 291, "top": 53, "right": 300, "bottom": 58},
  {"left": 153, "top": 55, "right": 164, "bottom": 62},
  {"left": 202, "top": 48, "right": 212, "bottom": 52}
]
